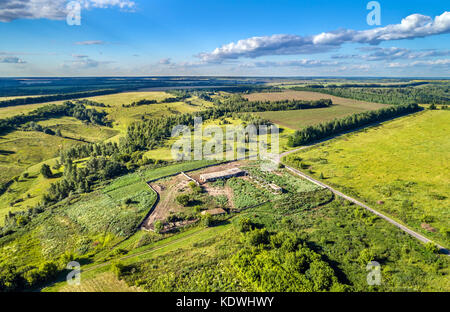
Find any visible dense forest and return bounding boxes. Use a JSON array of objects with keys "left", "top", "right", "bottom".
[
  {"left": 290, "top": 85, "right": 450, "bottom": 105},
  {"left": 288, "top": 103, "right": 421, "bottom": 147}
]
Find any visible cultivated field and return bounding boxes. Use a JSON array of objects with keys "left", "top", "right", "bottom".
[
  {"left": 246, "top": 91, "right": 387, "bottom": 130},
  {"left": 284, "top": 110, "right": 450, "bottom": 246}
]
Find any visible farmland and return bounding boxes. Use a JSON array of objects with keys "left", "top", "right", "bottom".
[
  {"left": 246, "top": 91, "right": 387, "bottom": 130},
  {"left": 284, "top": 110, "right": 450, "bottom": 246},
  {"left": 0, "top": 78, "right": 448, "bottom": 293}
]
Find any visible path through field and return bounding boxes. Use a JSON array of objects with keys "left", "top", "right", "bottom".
[{"left": 279, "top": 135, "right": 449, "bottom": 255}]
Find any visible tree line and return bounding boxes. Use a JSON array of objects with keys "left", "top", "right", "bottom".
[
  {"left": 288, "top": 103, "right": 421, "bottom": 147},
  {"left": 290, "top": 86, "right": 449, "bottom": 105},
  {"left": 0, "top": 89, "right": 120, "bottom": 108}
]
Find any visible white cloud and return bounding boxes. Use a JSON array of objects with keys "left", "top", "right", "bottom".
[
  {"left": 334, "top": 47, "right": 450, "bottom": 61},
  {"left": 199, "top": 12, "right": 450, "bottom": 63},
  {"left": 158, "top": 58, "right": 172, "bottom": 65},
  {"left": 0, "top": 56, "right": 26, "bottom": 63},
  {"left": 242, "top": 59, "right": 340, "bottom": 68},
  {"left": 388, "top": 59, "right": 450, "bottom": 68},
  {"left": 75, "top": 40, "right": 106, "bottom": 45},
  {"left": 62, "top": 54, "right": 106, "bottom": 69},
  {"left": 0, "top": 0, "right": 135, "bottom": 22}
]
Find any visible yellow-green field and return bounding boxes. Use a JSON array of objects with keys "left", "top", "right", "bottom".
[
  {"left": 87, "top": 92, "right": 212, "bottom": 135},
  {"left": 247, "top": 91, "right": 387, "bottom": 130},
  {"left": 0, "top": 91, "right": 223, "bottom": 228},
  {"left": 58, "top": 272, "right": 142, "bottom": 292},
  {"left": 0, "top": 101, "right": 65, "bottom": 119},
  {"left": 38, "top": 117, "right": 119, "bottom": 143},
  {"left": 0, "top": 130, "right": 80, "bottom": 183},
  {"left": 284, "top": 110, "right": 450, "bottom": 246}
]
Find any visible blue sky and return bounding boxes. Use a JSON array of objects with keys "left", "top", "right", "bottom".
[{"left": 0, "top": 0, "right": 449, "bottom": 76}]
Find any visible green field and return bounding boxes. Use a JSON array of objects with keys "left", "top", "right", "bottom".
[
  {"left": 45, "top": 189, "right": 449, "bottom": 292},
  {"left": 284, "top": 110, "right": 450, "bottom": 247},
  {"left": 38, "top": 117, "right": 119, "bottom": 143},
  {"left": 0, "top": 91, "right": 211, "bottom": 221},
  {"left": 0, "top": 130, "right": 81, "bottom": 184},
  {"left": 248, "top": 91, "right": 387, "bottom": 130}
]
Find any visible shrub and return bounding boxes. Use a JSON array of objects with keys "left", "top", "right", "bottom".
[
  {"left": 176, "top": 194, "right": 190, "bottom": 206},
  {"left": 420, "top": 215, "right": 434, "bottom": 223},
  {"left": 202, "top": 213, "right": 213, "bottom": 227},
  {"left": 111, "top": 262, "right": 126, "bottom": 279},
  {"left": 424, "top": 242, "right": 439, "bottom": 254},
  {"left": 40, "top": 164, "right": 53, "bottom": 179},
  {"left": 154, "top": 221, "right": 164, "bottom": 233},
  {"left": 238, "top": 217, "right": 254, "bottom": 233},
  {"left": 247, "top": 228, "right": 270, "bottom": 246}
]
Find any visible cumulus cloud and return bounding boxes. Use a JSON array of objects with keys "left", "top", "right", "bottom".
[
  {"left": 198, "top": 11, "right": 450, "bottom": 63},
  {"left": 0, "top": 56, "right": 26, "bottom": 63},
  {"left": 0, "top": 0, "right": 135, "bottom": 22}
]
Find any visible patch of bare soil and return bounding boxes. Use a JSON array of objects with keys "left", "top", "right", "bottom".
[
  {"left": 421, "top": 223, "right": 437, "bottom": 232},
  {"left": 141, "top": 174, "right": 191, "bottom": 230},
  {"left": 203, "top": 183, "right": 235, "bottom": 209}
]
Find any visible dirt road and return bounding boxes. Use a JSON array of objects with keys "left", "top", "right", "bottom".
[{"left": 279, "top": 138, "right": 449, "bottom": 255}]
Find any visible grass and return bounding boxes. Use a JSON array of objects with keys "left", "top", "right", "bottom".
[
  {"left": 87, "top": 92, "right": 210, "bottom": 135},
  {"left": 0, "top": 168, "right": 158, "bottom": 270},
  {"left": 47, "top": 196, "right": 449, "bottom": 292},
  {"left": 284, "top": 110, "right": 450, "bottom": 247},
  {"left": 0, "top": 91, "right": 211, "bottom": 222},
  {"left": 257, "top": 105, "right": 370, "bottom": 130},
  {"left": 38, "top": 117, "right": 119, "bottom": 143},
  {"left": 247, "top": 90, "right": 387, "bottom": 130},
  {"left": 57, "top": 272, "right": 142, "bottom": 292},
  {"left": 0, "top": 101, "right": 64, "bottom": 119}
]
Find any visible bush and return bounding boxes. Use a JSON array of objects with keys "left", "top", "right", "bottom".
[
  {"left": 111, "top": 262, "right": 126, "bottom": 279},
  {"left": 202, "top": 213, "right": 213, "bottom": 227},
  {"left": 176, "top": 194, "right": 190, "bottom": 206},
  {"left": 238, "top": 217, "right": 254, "bottom": 233},
  {"left": 247, "top": 228, "right": 270, "bottom": 246},
  {"left": 15, "top": 215, "right": 29, "bottom": 227},
  {"left": 424, "top": 242, "right": 439, "bottom": 254},
  {"left": 40, "top": 164, "right": 53, "bottom": 179},
  {"left": 154, "top": 221, "right": 164, "bottom": 233}
]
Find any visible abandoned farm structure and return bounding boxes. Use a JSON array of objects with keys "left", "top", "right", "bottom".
[{"left": 200, "top": 168, "right": 247, "bottom": 183}]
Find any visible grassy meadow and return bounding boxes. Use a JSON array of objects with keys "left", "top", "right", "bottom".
[
  {"left": 284, "top": 110, "right": 450, "bottom": 247},
  {"left": 246, "top": 91, "right": 387, "bottom": 130}
]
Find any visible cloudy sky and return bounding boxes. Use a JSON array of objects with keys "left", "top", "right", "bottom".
[{"left": 0, "top": 0, "right": 449, "bottom": 77}]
